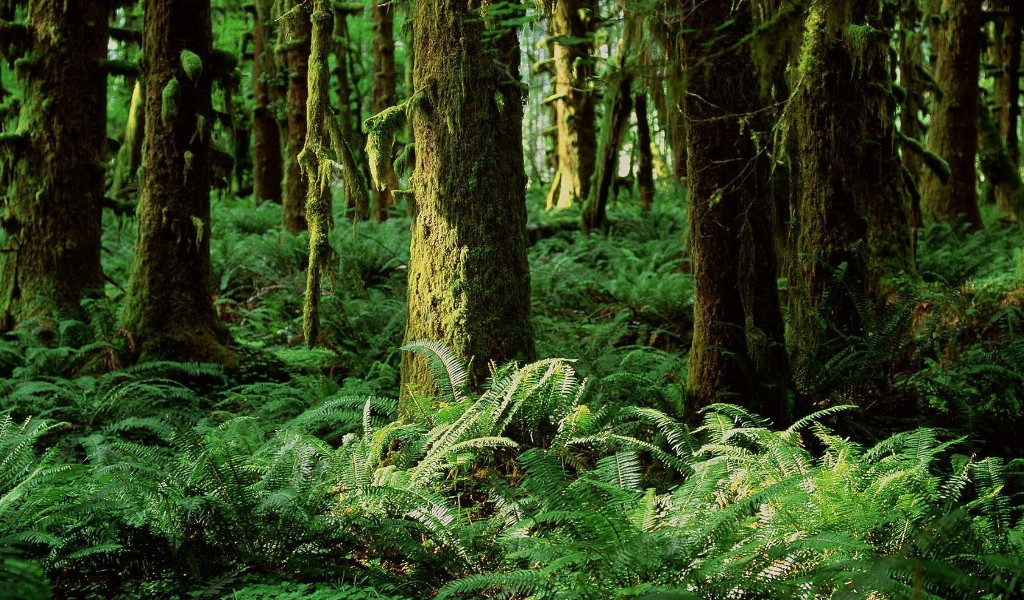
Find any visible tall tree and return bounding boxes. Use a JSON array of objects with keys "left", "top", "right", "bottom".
[
  {"left": 548, "top": 0, "right": 597, "bottom": 209},
  {"left": 280, "top": 0, "right": 312, "bottom": 232},
  {"left": 122, "top": 0, "right": 234, "bottom": 365},
  {"left": 677, "top": 0, "right": 789, "bottom": 420},
  {"left": 992, "top": 1, "right": 1021, "bottom": 169},
  {"left": 249, "top": 0, "right": 284, "bottom": 203},
  {"left": 370, "top": 0, "right": 398, "bottom": 221},
  {"left": 920, "top": 0, "right": 982, "bottom": 229},
  {"left": 0, "top": 1, "right": 108, "bottom": 332},
  {"left": 400, "top": 0, "right": 535, "bottom": 414},
  {"left": 791, "top": 0, "right": 915, "bottom": 357}
]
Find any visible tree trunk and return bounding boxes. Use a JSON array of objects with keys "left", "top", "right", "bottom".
[
  {"left": 548, "top": 0, "right": 597, "bottom": 209},
  {"left": 110, "top": 78, "right": 146, "bottom": 200},
  {"left": 635, "top": 92, "right": 655, "bottom": 212},
  {"left": 679, "top": 0, "right": 789, "bottom": 420},
  {"left": 921, "top": 0, "right": 982, "bottom": 229},
  {"left": 994, "top": 1, "right": 1021, "bottom": 168},
  {"left": 0, "top": 1, "right": 107, "bottom": 333},
  {"left": 370, "top": 0, "right": 397, "bottom": 221},
  {"left": 978, "top": 92, "right": 1024, "bottom": 220},
  {"left": 898, "top": 0, "right": 926, "bottom": 230},
  {"left": 122, "top": 0, "right": 234, "bottom": 365},
  {"left": 401, "top": 0, "right": 535, "bottom": 415},
  {"left": 333, "top": 5, "right": 371, "bottom": 219},
  {"left": 251, "top": 0, "right": 283, "bottom": 203},
  {"left": 281, "top": 1, "right": 311, "bottom": 232}
]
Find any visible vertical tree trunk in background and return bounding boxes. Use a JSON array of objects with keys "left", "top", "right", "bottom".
[
  {"left": 994, "top": 1, "right": 1021, "bottom": 168},
  {"left": 371, "top": 0, "right": 398, "bottom": 221},
  {"left": 332, "top": 4, "right": 371, "bottom": 220},
  {"left": 921, "top": 0, "right": 982, "bottom": 229},
  {"left": 634, "top": 92, "right": 655, "bottom": 211},
  {"left": 548, "top": 0, "right": 596, "bottom": 209},
  {"left": 978, "top": 93, "right": 1024, "bottom": 220},
  {"left": 582, "top": 28, "right": 634, "bottom": 234},
  {"left": 281, "top": 1, "right": 312, "bottom": 232},
  {"left": 110, "top": 79, "right": 146, "bottom": 199},
  {"left": 0, "top": 1, "right": 107, "bottom": 332},
  {"left": 651, "top": 13, "right": 687, "bottom": 182},
  {"left": 122, "top": 0, "right": 234, "bottom": 365},
  {"left": 401, "top": 0, "right": 535, "bottom": 415},
  {"left": 679, "top": 0, "right": 789, "bottom": 420},
  {"left": 251, "top": 0, "right": 283, "bottom": 203}
]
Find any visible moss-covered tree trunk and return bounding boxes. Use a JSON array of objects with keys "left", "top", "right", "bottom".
[
  {"left": 110, "top": 79, "right": 145, "bottom": 200},
  {"left": 400, "top": 0, "right": 535, "bottom": 414},
  {"left": 0, "top": 1, "right": 107, "bottom": 332},
  {"left": 333, "top": 4, "right": 371, "bottom": 220},
  {"left": 791, "top": 0, "right": 914, "bottom": 356},
  {"left": 548, "top": 0, "right": 596, "bottom": 209},
  {"left": 251, "top": 0, "right": 283, "bottom": 203},
  {"left": 897, "top": 0, "right": 926, "bottom": 230},
  {"left": 370, "top": 0, "right": 397, "bottom": 221},
  {"left": 921, "top": 0, "right": 982, "bottom": 229},
  {"left": 281, "top": 1, "right": 311, "bottom": 232},
  {"left": 679, "top": 0, "right": 789, "bottom": 420},
  {"left": 978, "top": 92, "right": 1024, "bottom": 220},
  {"left": 122, "top": 0, "right": 234, "bottom": 365}
]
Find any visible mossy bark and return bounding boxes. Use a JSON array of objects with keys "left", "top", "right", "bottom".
[
  {"left": 251, "top": 0, "right": 283, "bottom": 203},
  {"left": 280, "top": 1, "right": 311, "bottom": 232},
  {"left": 994, "top": 1, "right": 1021, "bottom": 168},
  {"left": 0, "top": 0, "right": 107, "bottom": 333},
  {"left": 400, "top": 0, "right": 535, "bottom": 414},
  {"left": 920, "top": 0, "right": 982, "bottom": 229},
  {"left": 791, "top": 0, "right": 914, "bottom": 357},
  {"left": 110, "top": 79, "right": 145, "bottom": 200},
  {"left": 370, "top": 0, "right": 397, "bottom": 221},
  {"left": 978, "top": 93, "right": 1024, "bottom": 221},
  {"left": 679, "top": 0, "right": 790, "bottom": 420},
  {"left": 582, "top": 26, "right": 635, "bottom": 234},
  {"left": 897, "top": 0, "right": 926, "bottom": 229},
  {"left": 122, "top": 0, "right": 234, "bottom": 366},
  {"left": 548, "top": 0, "right": 596, "bottom": 209}
]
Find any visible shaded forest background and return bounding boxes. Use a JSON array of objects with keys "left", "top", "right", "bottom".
[{"left": 1, "top": 0, "right": 1024, "bottom": 598}]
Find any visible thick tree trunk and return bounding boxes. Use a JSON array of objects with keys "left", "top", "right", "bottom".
[
  {"left": 679, "top": 0, "right": 789, "bottom": 420},
  {"left": 122, "top": 0, "right": 234, "bottom": 365},
  {"left": 251, "top": 0, "right": 283, "bottom": 203},
  {"left": 791, "top": 0, "right": 914, "bottom": 356},
  {"left": 370, "top": 0, "right": 397, "bottom": 221},
  {"left": 921, "top": 0, "right": 982, "bottom": 229},
  {"left": 0, "top": 1, "right": 107, "bottom": 332},
  {"left": 634, "top": 92, "right": 655, "bottom": 211},
  {"left": 401, "top": 0, "right": 535, "bottom": 415},
  {"left": 548, "top": 0, "right": 596, "bottom": 209},
  {"left": 281, "top": 1, "right": 311, "bottom": 232}
]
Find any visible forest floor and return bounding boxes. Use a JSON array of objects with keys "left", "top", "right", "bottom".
[{"left": 2, "top": 187, "right": 1024, "bottom": 598}]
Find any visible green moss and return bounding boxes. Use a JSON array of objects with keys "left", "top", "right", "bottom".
[
  {"left": 180, "top": 49, "right": 203, "bottom": 82},
  {"left": 363, "top": 102, "right": 408, "bottom": 191},
  {"left": 161, "top": 77, "right": 180, "bottom": 127}
]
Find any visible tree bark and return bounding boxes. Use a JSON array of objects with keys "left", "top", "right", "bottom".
[
  {"left": 791, "top": 0, "right": 914, "bottom": 357},
  {"left": 122, "top": 0, "right": 234, "bottom": 365},
  {"left": 921, "top": 0, "right": 983, "bottom": 229},
  {"left": 994, "top": 1, "right": 1021, "bottom": 168},
  {"left": 281, "top": 1, "right": 311, "bottom": 232},
  {"left": 251, "top": 0, "right": 283, "bottom": 203},
  {"left": 548, "top": 0, "right": 597, "bottom": 209},
  {"left": 401, "top": 0, "right": 535, "bottom": 415},
  {"left": 635, "top": 92, "right": 655, "bottom": 212},
  {"left": 370, "top": 0, "right": 397, "bottom": 221},
  {"left": 679, "top": 0, "right": 789, "bottom": 420},
  {"left": 0, "top": 0, "right": 107, "bottom": 333}
]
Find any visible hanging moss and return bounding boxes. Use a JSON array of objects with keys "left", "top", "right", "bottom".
[
  {"left": 180, "top": 49, "right": 203, "bottom": 82},
  {"left": 364, "top": 102, "right": 408, "bottom": 191},
  {"left": 161, "top": 77, "right": 180, "bottom": 126}
]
